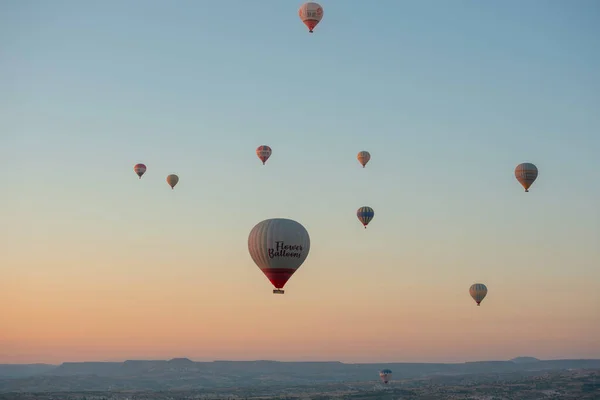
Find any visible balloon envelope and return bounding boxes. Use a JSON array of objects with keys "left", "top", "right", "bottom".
[
  {"left": 256, "top": 145, "right": 272, "bottom": 165},
  {"left": 248, "top": 218, "right": 311, "bottom": 292},
  {"left": 134, "top": 163, "right": 146, "bottom": 179},
  {"left": 357, "top": 206, "right": 375, "bottom": 228},
  {"left": 470, "top": 283, "right": 488, "bottom": 306},
  {"left": 298, "top": 2, "right": 323, "bottom": 33},
  {"left": 379, "top": 369, "right": 392, "bottom": 384},
  {"left": 515, "top": 163, "right": 538, "bottom": 192},
  {"left": 167, "top": 174, "right": 179, "bottom": 189},
  {"left": 357, "top": 151, "right": 371, "bottom": 168}
]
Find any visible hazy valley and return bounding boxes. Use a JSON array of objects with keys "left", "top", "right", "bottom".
[{"left": 1, "top": 357, "right": 599, "bottom": 399}]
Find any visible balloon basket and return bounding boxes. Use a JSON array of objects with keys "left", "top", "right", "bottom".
[{"left": 273, "top": 289, "right": 285, "bottom": 294}]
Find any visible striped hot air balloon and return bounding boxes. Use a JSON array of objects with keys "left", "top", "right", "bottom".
[
  {"left": 469, "top": 283, "right": 488, "bottom": 306},
  {"left": 357, "top": 151, "right": 371, "bottom": 168},
  {"left": 298, "top": 2, "right": 324, "bottom": 33},
  {"left": 248, "top": 218, "right": 311, "bottom": 294},
  {"left": 379, "top": 369, "right": 392, "bottom": 384},
  {"left": 256, "top": 145, "right": 272, "bottom": 165},
  {"left": 357, "top": 206, "right": 374, "bottom": 229},
  {"left": 515, "top": 163, "right": 538, "bottom": 192},
  {"left": 134, "top": 163, "right": 146, "bottom": 179}
]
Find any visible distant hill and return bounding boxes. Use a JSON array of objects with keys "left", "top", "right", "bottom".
[
  {"left": 510, "top": 356, "right": 541, "bottom": 363},
  {"left": 167, "top": 357, "right": 195, "bottom": 366},
  {"left": 1, "top": 358, "right": 599, "bottom": 392}
]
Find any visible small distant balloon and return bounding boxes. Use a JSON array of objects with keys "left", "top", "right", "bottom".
[
  {"left": 469, "top": 283, "right": 488, "bottom": 306},
  {"left": 357, "top": 206, "right": 374, "bottom": 229},
  {"left": 357, "top": 151, "right": 371, "bottom": 168},
  {"left": 379, "top": 369, "right": 392, "bottom": 384},
  {"left": 167, "top": 174, "right": 179, "bottom": 190},
  {"left": 256, "top": 145, "right": 272, "bottom": 165},
  {"left": 515, "top": 163, "right": 538, "bottom": 192},
  {"left": 298, "top": 2, "right": 323, "bottom": 33},
  {"left": 248, "top": 218, "right": 311, "bottom": 294},
  {"left": 134, "top": 163, "right": 146, "bottom": 179}
]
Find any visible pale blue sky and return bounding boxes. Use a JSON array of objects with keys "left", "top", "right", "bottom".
[{"left": 1, "top": 1, "right": 599, "bottom": 363}]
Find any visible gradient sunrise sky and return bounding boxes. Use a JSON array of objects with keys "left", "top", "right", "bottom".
[{"left": 1, "top": 0, "right": 599, "bottom": 365}]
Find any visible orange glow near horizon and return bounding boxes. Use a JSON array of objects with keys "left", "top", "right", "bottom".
[{"left": 2, "top": 250, "right": 599, "bottom": 364}]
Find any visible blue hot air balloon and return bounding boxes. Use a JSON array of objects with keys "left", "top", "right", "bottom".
[{"left": 357, "top": 206, "right": 374, "bottom": 229}]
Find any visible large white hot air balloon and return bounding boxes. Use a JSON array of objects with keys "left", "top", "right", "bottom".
[{"left": 248, "top": 218, "right": 311, "bottom": 294}]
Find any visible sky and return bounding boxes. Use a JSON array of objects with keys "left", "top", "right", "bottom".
[{"left": 1, "top": 0, "right": 599, "bottom": 365}]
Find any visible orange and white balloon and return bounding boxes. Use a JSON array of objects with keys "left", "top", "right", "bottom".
[
  {"left": 256, "top": 145, "right": 272, "bottom": 165},
  {"left": 357, "top": 151, "right": 371, "bottom": 168},
  {"left": 298, "top": 2, "right": 323, "bottom": 33}
]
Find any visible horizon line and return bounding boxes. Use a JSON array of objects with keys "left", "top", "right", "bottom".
[{"left": 6, "top": 356, "right": 600, "bottom": 366}]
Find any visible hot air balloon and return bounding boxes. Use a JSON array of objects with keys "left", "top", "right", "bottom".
[
  {"left": 166, "top": 174, "right": 179, "bottom": 190},
  {"left": 256, "top": 145, "right": 272, "bottom": 165},
  {"left": 515, "top": 163, "right": 538, "bottom": 192},
  {"left": 357, "top": 151, "right": 370, "bottom": 168},
  {"left": 134, "top": 163, "right": 146, "bottom": 179},
  {"left": 248, "top": 218, "right": 311, "bottom": 294},
  {"left": 357, "top": 206, "right": 374, "bottom": 229},
  {"left": 298, "top": 2, "right": 323, "bottom": 33},
  {"left": 379, "top": 369, "right": 392, "bottom": 384},
  {"left": 469, "top": 283, "right": 488, "bottom": 306}
]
